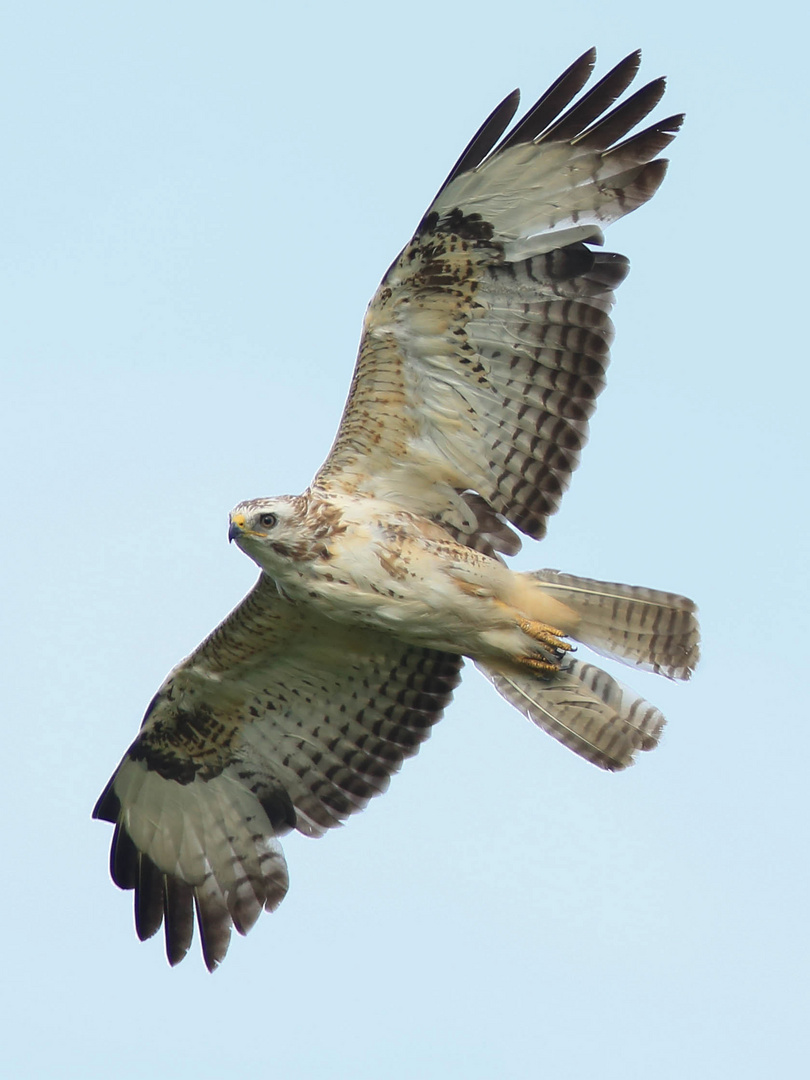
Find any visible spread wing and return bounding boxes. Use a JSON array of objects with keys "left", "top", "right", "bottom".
[
  {"left": 314, "top": 49, "right": 682, "bottom": 552},
  {"left": 94, "top": 574, "right": 462, "bottom": 970}
]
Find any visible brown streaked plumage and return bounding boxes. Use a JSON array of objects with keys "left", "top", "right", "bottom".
[{"left": 95, "top": 49, "right": 699, "bottom": 971}]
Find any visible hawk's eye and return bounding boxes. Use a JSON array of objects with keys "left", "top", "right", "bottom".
[{"left": 258, "top": 513, "right": 277, "bottom": 529}]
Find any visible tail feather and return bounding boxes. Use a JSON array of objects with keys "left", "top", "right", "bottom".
[
  {"left": 528, "top": 569, "right": 700, "bottom": 680},
  {"left": 477, "top": 656, "right": 665, "bottom": 771}
]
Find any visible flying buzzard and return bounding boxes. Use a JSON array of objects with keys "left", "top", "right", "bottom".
[{"left": 95, "top": 49, "right": 699, "bottom": 971}]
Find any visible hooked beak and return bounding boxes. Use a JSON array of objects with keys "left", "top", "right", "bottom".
[{"left": 228, "top": 513, "right": 246, "bottom": 543}]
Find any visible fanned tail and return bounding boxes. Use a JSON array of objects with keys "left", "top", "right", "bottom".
[
  {"left": 527, "top": 570, "right": 700, "bottom": 680},
  {"left": 479, "top": 570, "right": 699, "bottom": 769},
  {"left": 476, "top": 656, "right": 665, "bottom": 771}
]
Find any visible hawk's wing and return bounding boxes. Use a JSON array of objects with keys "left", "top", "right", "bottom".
[
  {"left": 94, "top": 574, "right": 462, "bottom": 970},
  {"left": 314, "top": 49, "right": 682, "bottom": 552}
]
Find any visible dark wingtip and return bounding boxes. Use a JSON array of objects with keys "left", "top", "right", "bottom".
[
  {"left": 579, "top": 45, "right": 598, "bottom": 66},
  {"left": 639, "top": 156, "right": 670, "bottom": 190},
  {"left": 194, "top": 893, "right": 232, "bottom": 974},
  {"left": 164, "top": 878, "right": 195, "bottom": 966},
  {"left": 134, "top": 855, "right": 164, "bottom": 942},
  {"left": 110, "top": 820, "right": 138, "bottom": 890},
  {"left": 432, "top": 86, "right": 522, "bottom": 199},
  {"left": 202, "top": 937, "right": 224, "bottom": 974},
  {"left": 92, "top": 775, "right": 121, "bottom": 822}
]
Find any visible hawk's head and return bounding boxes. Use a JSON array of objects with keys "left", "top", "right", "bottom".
[{"left": 228, "top": 494, "right": 318, "bottom": 570}]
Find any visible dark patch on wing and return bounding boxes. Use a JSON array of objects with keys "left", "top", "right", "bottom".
[
  {"left": 130, "top": 704, "right": 236, "bottom": 784},
  {"left": 130, "top": 739, "right": 200, "bottom": 784},
  {"left": 540, "top": 243, "right": 598, "bottom": 281},
  {"left": 417, "top": 207, "right": 495, "bottom": 243},
  {"left": 256, "top": 785, "right": 297, "bottom": 832}
]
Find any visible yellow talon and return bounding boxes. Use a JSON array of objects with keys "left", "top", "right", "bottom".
[
  {"left": 514, "top": 617, "right": 574, "bottom": 674},
  {"left": 516, "top": 618, "right": 574, "bottom": 652},
  {"left": 518, "top": 655, "right": 562, "bottom": 676}
]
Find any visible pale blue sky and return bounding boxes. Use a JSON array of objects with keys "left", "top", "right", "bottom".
[{"left": 3, "top": 2, "right": 808, "bottom": 1077}]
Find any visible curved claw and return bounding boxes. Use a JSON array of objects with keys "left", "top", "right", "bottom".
[
  {"left": 516, "top": 655, "right": 563, "bottom": 676},
  {"left": 516, "top": 617, "right": 574, "bottom": 670}
]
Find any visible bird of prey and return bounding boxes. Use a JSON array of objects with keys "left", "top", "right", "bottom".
[{"left": 94, "top": 49, "right": 699, "bottom": 971}]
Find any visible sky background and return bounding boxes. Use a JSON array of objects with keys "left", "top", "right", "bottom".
[{"left": 2, "top": 2, "right": 808, "bottom": 1077}]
